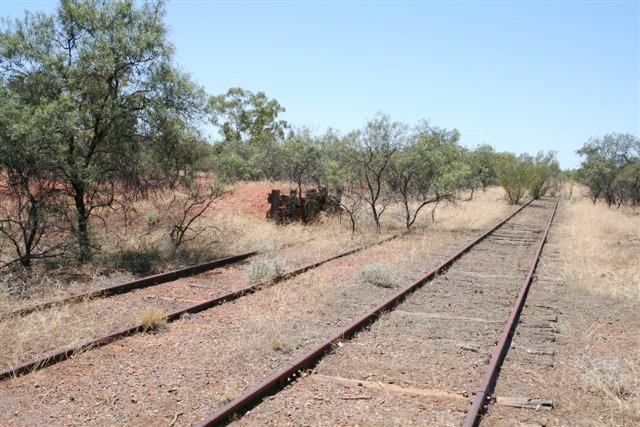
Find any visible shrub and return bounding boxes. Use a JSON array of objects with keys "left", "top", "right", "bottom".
[
  {"left": 110, "top": 248, "right": 164, "bottom": 275},
  {"left": 138, "top": 309, "right": 167, "bottom": 332},
  {"left": 247, "top": 259, "right": 286, "bottom": 283},
  {"left": 361, "top": 263, "right": 397, "bottom": 288}
]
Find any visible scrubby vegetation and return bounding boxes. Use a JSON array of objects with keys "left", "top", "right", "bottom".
[
  {"left": 0, "top": 0, "right": 633, "bottom": 292},
  {"left": 576, "top": 133, "right": 640, "bottom": 207}
]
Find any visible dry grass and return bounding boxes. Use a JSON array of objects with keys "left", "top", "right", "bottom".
[
  {"left": 138, "top": 308, "right": 167, "bottom": 332},
  {"left": 0, "top": 181, "right": 514, "bottom": 373},
  {"left": 580, "top": 356, "right": 640, "bottom": 424},
  {"left": 360, "top": 263, "right": 397, "bottom": 288},
  {"left": 0, "top": 301, "right": 115, "bottom": 370},
  {"left": 247, "top": 259, "right": 287, "bottom": 284},
  {"left": 554, "top": 183, "right": 640, "bottom": 424},
  {"left": 0, "top": 270, "right": 134, "bottom": 315},
  {"left": 432, "top": 187, "right": 512, "bottom": 232},
  {"left": 555, "top": 187, "right": 640, "bottom": 301}
]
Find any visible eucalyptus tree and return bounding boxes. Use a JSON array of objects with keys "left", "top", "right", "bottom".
[
  {"left": 0, "top": 0, "right": 208, "bottom": 261},
  {"left": 209, "top": 88, "right": 288, "bottom": 180}
]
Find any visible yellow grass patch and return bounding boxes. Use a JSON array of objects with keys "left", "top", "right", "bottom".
[{"left": 556, "top": 188, "right": 640, "bottom": 301}]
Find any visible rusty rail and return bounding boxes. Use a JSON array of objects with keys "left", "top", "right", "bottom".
[
  {"left": 0, "top": 252, "right": 257, "bottom": 322},
  {"left": 0, "top": 235, "right": 400, "bottom": 382},
  {"left": 196, "top": 201, "right": 534, "bottom": 427},
  {"left": 462, "top": 199, "right": 558, "bottom": 427}
]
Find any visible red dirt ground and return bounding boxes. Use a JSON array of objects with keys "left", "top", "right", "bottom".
[{"left": 217, "top": 182, "right": 298, "bottom": 219}]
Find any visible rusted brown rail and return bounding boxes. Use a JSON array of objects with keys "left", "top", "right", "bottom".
[
  {"left": 463, "top": 199, "right": 558, "bottom": 427},
  {"left": 0, "top": 235, "right": 400, "bottom": 382},
  {"left": 196, "top": 200, "right": 535, "bottom": 427},
  {"left": 0, "top": 252, "right": 257, "bottom": 322}
]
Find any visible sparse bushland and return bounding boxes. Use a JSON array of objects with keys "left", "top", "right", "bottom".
[{"left": 1, "top": 2, "right": 582, "bottom": 294}]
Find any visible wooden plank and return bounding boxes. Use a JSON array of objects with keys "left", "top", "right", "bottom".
[
  {"left": 310, "top": 374, "right": 466, "bottom": 400},
  {"left": 495, "top": 397, "right": 553, "bottom": 410},
  {"left": 311, "top": 374, "right": 554, "bottom": 410},
  {"left": 395, "top": 310, "right": 502, "bottom": 324},
  {"left": 524, "top": 347, "right": 556, "bottom": 356}
]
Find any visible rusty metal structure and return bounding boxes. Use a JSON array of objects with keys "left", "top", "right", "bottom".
[{"left": 267, "top": 187, "right": 341, "bottom": 223}]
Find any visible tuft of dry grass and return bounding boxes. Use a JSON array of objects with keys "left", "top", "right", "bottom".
[
  {"left": 360, "top": 263, "right": 397, "bottom": 288},
  {"left": 554, "top": 189, "right": 640, "bottom": 301},
  {"left": 247, "top": 259, "right": 287, "bottom": 284},
  {"left": 270, "top": 337, "right": 292, "bottom": 354},
  {"left": 137, "top": 309, "right": 167, "bottom": 332}
]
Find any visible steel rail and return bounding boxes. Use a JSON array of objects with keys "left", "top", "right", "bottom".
[
  {"left": 196, "top": 200, "right": 534, "bottom": 427},
  {"left": 0, "top": 252, "right": 258, "bottom": 322},
  {"left": 0, "top": 234, "right": 400, "bottom": 382},
  {"left": 462, "top": 199, "right": 559, "bottom": 427}
]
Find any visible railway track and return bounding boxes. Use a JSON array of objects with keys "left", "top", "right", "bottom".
[
  {"left": 0, "top": 234, "right": 401, "bottom": 380},
  {"left": 0, "top": 252, "right": 257, "bottom": 321},
  {"left": 0, "top": 200, "right": 544, "bottom": 426},
  {"left": 197, "top": 198, "right": 557, "bottom": 426}
]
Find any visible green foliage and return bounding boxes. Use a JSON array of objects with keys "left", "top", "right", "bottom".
[
  {"left": 495, "top": 153, "right": 532, "bottom": 204},
  {"left": 495, "top": 151, "right": 559, "bottom": 204},
  {"left": 389, "top": 122, "right": 466, "bottom": 229},
  {"left": 279, "top": 129, "right": 323, "bottom": 197},
  {"left": 527, "top": 152, "right": 560, "bottom": 199},
  {"left": 110, "top": 247, "right": 164, "bottom": 275},
  {"left": 464, "top": 144, "right": 497, "bottom": 198},
  {"left": 0, "top": 0, "right": 208, "bottom": 262},
  {"left": 577, "top": 133, "right": 640, "bottom": 206},
  {"left": 209, "top": 88, "right": 288, "bottom": 182},
  {"left": 209, "top": 87, "right": 288, "bottom": 145},
  {"left": 347, "top": 113, "right": 405, "bottom": 229}
]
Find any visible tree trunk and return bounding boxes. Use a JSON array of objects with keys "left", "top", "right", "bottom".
[{"left": 73, "top": 184, "right": 91, "bottom": 262}]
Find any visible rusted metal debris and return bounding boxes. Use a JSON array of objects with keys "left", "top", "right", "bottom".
[{"left": 267, "top": 187, "right": 341, "bottom": 223}]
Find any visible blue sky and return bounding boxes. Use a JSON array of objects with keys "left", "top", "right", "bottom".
[{"left": 1, "top": 1, "right": 638, "bottom": 169}]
